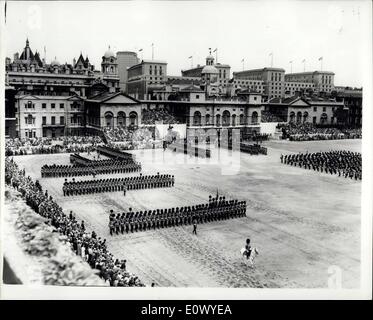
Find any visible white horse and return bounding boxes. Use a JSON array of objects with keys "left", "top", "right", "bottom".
[{"left": 240, "top": 247, "right": 259, "bottom": 268}]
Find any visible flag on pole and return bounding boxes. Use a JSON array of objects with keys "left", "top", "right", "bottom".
[
  {"left": 213, "top": 48, "right": 217, "bottom": 52},
  {"left": 188, "top": 56, "right": 192, "bottom": 59},
  {"left": 241, "top": 58, "right": 245, "bottom": 62},
  {"left": 302, "top": 59, "right": 306, "bottom": 63},
  {"left": 318, "top": 56, "right": 323, "bottom": 61},
  {"left": 269, "top": 52, "right": 273, "bottom": 56},
  {"left": 139, "top": 48, "right": 143, "bottom": 52}
]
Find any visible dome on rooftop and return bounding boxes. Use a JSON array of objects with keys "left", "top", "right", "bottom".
[
  {"left": 201, "top": 65, "right": 218, "bottom": 74},
  {"left": 51, "top": 57, "right": 60, "bottom": 66},
  {"left": 104, "top": 47, "right": 115, "bottom": 58}
]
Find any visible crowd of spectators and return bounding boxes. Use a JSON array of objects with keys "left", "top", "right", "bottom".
[
  {"left": 280, "top": 150, "right": 362, "bottom": 180},
  {"left": 277, "top": 123, "right": 362, "bottom": 141},
  {"left": 142, "top": 108, "right": 180, "bottom": 125},
  {"left": 103, "top": 127, "right": 162, "bottom": 150},
  {"left": 5, "top": 158, "right": 144, "bottom": 287},
  {"left": 261, "top": 110, "right": 286, "bottom": 123},
  {"left": 5, "top": 136, "right": 104, "bottom": 156}
]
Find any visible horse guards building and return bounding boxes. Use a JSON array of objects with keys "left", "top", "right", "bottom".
[{"left": 5, "top": 40, "right": 362, "bottom": 139}]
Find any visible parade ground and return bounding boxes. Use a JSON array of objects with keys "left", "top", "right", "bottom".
[{"left": 14, "top": 139, "right": 362, "bottom": 288}]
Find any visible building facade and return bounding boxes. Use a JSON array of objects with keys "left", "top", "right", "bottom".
[
  {"left": 332, "top": 87, "right": 362, "bottom": 126},
  {"left": 127, "top": 59, "right": 168, "bottom": 100},
  {"left": 263, "top": 96, "right": 344, "bottom": 125},
  {"left": 15, "top": 94, "right": 87, "bottom": 138},
  {"left": 233, "top": 67, "right": 285, "bottom": 99},
  {"left": 86, "top": 92, "right": 143, "bottom": 130},
  {"left": 117, "top": 51, "right": 140, "bottom": 93},
  {"left": 284, "top": 71, "right": 335, "bottom": 94},
  {"left": 5, "top": 85, "right": 17, "bottom": 138},
  {"left": 6, "top": 39, "right": 120, "bottom": 98}
]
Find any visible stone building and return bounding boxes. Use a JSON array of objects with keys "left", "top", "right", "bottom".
[
  {"left": 127, "top": 59, "right": 168, "bottom": 100},
  {"left": 85, "top": 91, "right": 143, "bottom": 131},
  {"left": 116, "top": 51, "right": 140, "bottom": 93}
]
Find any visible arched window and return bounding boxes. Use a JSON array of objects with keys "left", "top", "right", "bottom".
[
  {"left": 232, "top": 114, "right": 236, "bottom": 126},
  {"left": 117, "top": 111, "right": 126, "bottom": 127},
  {"left": 222, "top": 110, "right": 231, "bottom": 126},
  {"left": 320, "top": 113, "right": 328, "bottom": 125},
  {"left": 193, "top": 111, "right": 202, "bottom": 126},
  {"left": 104, "top": 111, "right": 114, "bottom": 128},
  {"left": 129, "top": 111, "right": 138, "bottom": 126},
  {"left": 240, "top": 114, "right": 245, "bottom": 125},
  {"left": 296, "top": 111, "right": 302, "bottom": 124},
  {"left": 205, "top": 114, "right": 211, "bottom": 125},
  {"left": 289, "top": 111, "right": 295, "bottom": 123},
  {"left": 303, "top": 111, "right": 309, "bottom": 123},
  {"left": 251, "top": 111, "right": 258, "bottom": 124}
]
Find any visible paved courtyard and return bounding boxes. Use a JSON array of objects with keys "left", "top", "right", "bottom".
[{"left": 13, "top": 139, "right": 361, "bottom": 288}]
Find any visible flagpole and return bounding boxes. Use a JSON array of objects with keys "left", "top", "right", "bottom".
[
  {"left": 151, "top": 44, "right": 154, "bottom": 60},
  {"left": 289, "top": 61, "right": 293, "bottom": 73},
  {"left": 189, "top": 56, "right": 193, "bottom": 68}
]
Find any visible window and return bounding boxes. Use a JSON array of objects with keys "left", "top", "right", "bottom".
[
  {"left": 254, "top": 97, "right": 257, "bottom": 101},
  {"left": 51, "top": 103, "right": 55, "bottom": 109},
  {"left": 51, "top": 116, "right": 55, "bottom": 125},
  {"left": 313, "top": 106, "right": 317, "bottom": 112},
  {"left": 25, "top": 114, "right": 34, "bottom": 125},
  {"left": 196, "top": 95, "right": 199, "bottom": 99},
  {"left": 42, "top": 116, "right": 46, "bottom": 125},
  {"left": 60, "top": 116, "right": 65, "bottom": 125},
  {"left": 322, "top": 106, "right": 326, "bottom": 112},
  {"left": 60, "top": 103, "right": 64, "bottom": 109},
  {"left": 42, "top": 103, "right": 46, "bottom": 108},
  {"left": 313, "top": 116, "right": 317, "bottom": 124}
]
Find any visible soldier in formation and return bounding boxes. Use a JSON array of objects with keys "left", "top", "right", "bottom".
[
  {"left": 281, "top": 150, "right": 362, "bottom": 180},
  {"left": 108, "top": 195, "right": 247, "bottom": 236},
  {"left": 41, "top": 160, "right": 141, "bottom": 178},
  {"left": 63, "top": 173, "right": 175, "bottom": 196}
]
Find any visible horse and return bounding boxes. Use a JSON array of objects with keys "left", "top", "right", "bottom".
[{"left": 240, "top": 247, "right": 259, "bottom": 268}]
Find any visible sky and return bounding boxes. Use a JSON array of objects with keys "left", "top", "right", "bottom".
[{"left": 3, "top": 0, "right": 371, "bottom": 87}]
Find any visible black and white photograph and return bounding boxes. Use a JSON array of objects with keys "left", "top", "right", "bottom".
[{"left": 0, "top": 0, "right": 371, "bottom": 301}]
